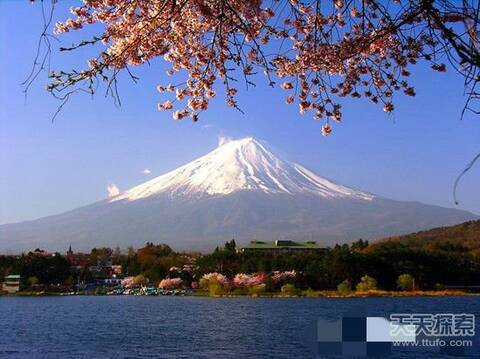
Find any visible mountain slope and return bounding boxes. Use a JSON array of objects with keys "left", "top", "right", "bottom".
[
  {"left": 375, "top": 220, "right": 480, "bottom": 253},
  {"left": 0, "top": 137, "right": 477, "bottom": 253}
]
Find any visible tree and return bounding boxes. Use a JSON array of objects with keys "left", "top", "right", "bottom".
[
  {"left": 28, "top": 276, "right": 39, "bottom": 288},
  {"left": 133, "top": 274, "right": 147, "bottom": 286},
  {"left": 199, "top": 273, "right": 230, "bottom": 295},
  {"left": 158, "top": 277, "right": 183, "bottom": 289},
  {"left": 112, "top": 246, "right": 122, "bottom": 264},
  {"left": 89, "top": 247, "right": 113, "bottom": 266},
  {"left": 337, "top": 280, "right": 352, "bottom": 294},
  {"left": 351, "top": 239, "right": 369, "bottom": 252},
  {"left": 28, "top": 0, "right": 480, "bottom": 134},
  {"left": 224, "top": 239, "right": 236, "bottom": 253},
  {"left": 196, "top": 245, "right": 240, "bottom": 276},
  {"left": 15, "top": 252, "right": 71, "bottom": 286},
  {"left": 356, "top": 274, "right": 377, "bottom": 291},
  {"left": 397, "top": 273, "right": 415, "bottom": 291}
]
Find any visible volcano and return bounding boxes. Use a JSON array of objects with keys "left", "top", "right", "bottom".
[{"left": 0, "top": 137, "right": 476, "bottom": 252}]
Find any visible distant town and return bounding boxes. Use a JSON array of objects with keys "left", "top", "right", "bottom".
[
  {"left": 2, "top": 221, "right": 480, "bottom": 297},
  {"left": 0, "top": 240, "right": 325, "bottom": 296}
]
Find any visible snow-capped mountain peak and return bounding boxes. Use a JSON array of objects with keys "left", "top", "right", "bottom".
[
  {"left": 111, "top": 137, "right": 374, "bottom": 201},
  {"left": 4, "top": 136, "right": 478, "bottom": 253}
]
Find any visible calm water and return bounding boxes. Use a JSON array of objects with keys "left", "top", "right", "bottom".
[{"left": 1, "top": 296, "right": 479, "bottom": 358}]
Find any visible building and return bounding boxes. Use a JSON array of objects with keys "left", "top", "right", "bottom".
[
  {"left": 111, "top": 265, "right": 123, "bottom": 276},
  {"left": 237, "top": 240, "right": 325, "bottom": 255},
  {"left": 66, "top": 245, "right": 90, "bottom": 270},
  {"left": 98, "top": 277, "right": 123, "bottom": 287},
  {"left": 3, "top": 274, "right": 21, "bottom": 294}
]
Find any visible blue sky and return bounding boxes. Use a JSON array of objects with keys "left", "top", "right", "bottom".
[{"left": 1, "top": 1, "right": 479, "bottom": 225}]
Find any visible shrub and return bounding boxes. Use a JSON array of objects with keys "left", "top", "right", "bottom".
[
  {"left": 396, "top": 274, "right": 415, "bottom": 291},
  {"left": 303, "top": 288, "right": 318, "bottom": 297},
  {"left": 433, "top": 283, "right": 445, "bottom": 291},
  {"left": 28, "top": 276, "right": 39, "bottom": 288},
  {"left": 264, "top": 276, "right": 275, "bottom": 292},
  {"left": 199, "top": 278, "right": 209, "bottom": 290},
  {"left": 281, "top": 284, "right": 300, "bottom": 296},
  {"left": 200, "top": 272, "right": 230, "bottom": 296},
  {"left": 248, "top": 284, "right": 266, "bottom": 296},
  {"left": 356, "top": 275, "right": 377, "bottom": 292},
  {"left": 337, "top": 280, "right": 352, "bottom": 294},
  {"left": 232, "top": 287, "right": 248, "bottom": 296},
  {"left": 208, "top": 279, "right": 227, "bottom": 296}
]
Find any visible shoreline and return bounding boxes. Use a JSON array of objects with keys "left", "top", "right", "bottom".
[
  {"left": 193, "top": 289, "right": 478, "bottom": 298},
  {"left": 2, "top": 289, "right": 477, "bottom": 298}
]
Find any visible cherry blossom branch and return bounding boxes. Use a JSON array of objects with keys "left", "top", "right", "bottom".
[{"left": 26, "top": 0, "right": 479, "bottom": 131}]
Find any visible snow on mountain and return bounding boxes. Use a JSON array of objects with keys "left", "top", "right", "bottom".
[{"left": 112, "top": 137, "right": 374, "bottom": 201}]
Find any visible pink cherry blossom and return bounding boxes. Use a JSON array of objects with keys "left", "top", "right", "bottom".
[
  {"left": 158, "top": 277, "right": 183, "bottom": 290},
  {"left": 271, "top": 270, "right": 297, "bottom": 283},
  {"left": 42, "top": 0, "right": 476, "bottom": 134},
  {"left": 121, "top": 276, "right": 136, "bottom": 289},
  {"left": 232, "top": 273, "right": 266, "bottom": 288},
  {"left": 202, "top": 272, "right": 229, "bottom": 287}
]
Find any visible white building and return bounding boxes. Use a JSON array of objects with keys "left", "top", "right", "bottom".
[{"left": 3, "top": 274, "right": 21, "bottom": 294}]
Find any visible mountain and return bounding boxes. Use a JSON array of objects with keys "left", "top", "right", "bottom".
[
  {"left": 0, "top": 137, "right": 477, "bottom": 253},
  {"left": 373, "top": 220, "right": 480, "bottom": 254},
  {"left": 112, "top": 137, "right": 374, "bottom": 201}
]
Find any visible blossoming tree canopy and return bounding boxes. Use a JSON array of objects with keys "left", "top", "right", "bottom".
[
  {"left": 32, "top": 0, "right": 480, "bottom": 135},
  {"left": 121, "top": 276, "right": 136, "bottom": 289},
  {"left": 158, "top": 277, "right": 183, "bottom": 289},
  {"left": 232, "top": 273, "right": 266, "bottom": 287},
  {"left": 271, "top": 270, "right": 297, "bottom": 283},
  {"left": 201, "top": 272, "right": 229, "bottom": 287}
]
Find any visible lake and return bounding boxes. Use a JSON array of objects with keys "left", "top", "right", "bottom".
[{"left": 0, "top": 296, "right": 479, "bottom": 358}]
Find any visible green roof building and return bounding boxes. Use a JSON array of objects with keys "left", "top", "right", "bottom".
[{"left": 237, "top": 240, "right": 325, "bottom": 255}]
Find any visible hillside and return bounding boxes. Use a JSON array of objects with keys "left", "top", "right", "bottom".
[{"left": 376, "top": 220, "right": 480, "bottom": 254}]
